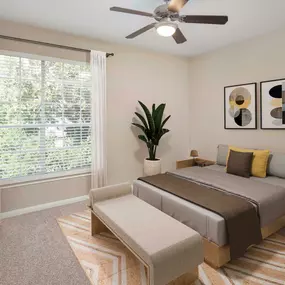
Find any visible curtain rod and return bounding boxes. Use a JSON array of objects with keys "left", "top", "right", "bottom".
[{"left": 0, "top": 35, "right": 115, "bottom": 58}]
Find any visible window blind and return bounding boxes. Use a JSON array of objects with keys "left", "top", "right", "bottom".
[{"left": 0, "top": 53, "right": 92, "bottom": 180}]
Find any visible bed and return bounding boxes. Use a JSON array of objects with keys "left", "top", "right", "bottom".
[{"left": 133, "top": 145, "right": 285, "bottom": 268}]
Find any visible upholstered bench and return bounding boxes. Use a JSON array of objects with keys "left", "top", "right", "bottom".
[{"left": 89, "top": 183, "right": 203, "bottom": 285}]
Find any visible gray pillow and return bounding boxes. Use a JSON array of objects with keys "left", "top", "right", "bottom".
[
  {"left": 267, "top": 152, "right": 285, "bottom": 179},
  {"left": 216, "top": 144, "right": 229, "bottom": 166},
  {"left": 227, "top": 150, "right": 253, "bottom": 178}
]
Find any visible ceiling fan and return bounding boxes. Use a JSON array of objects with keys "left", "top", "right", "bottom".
[{"left": 110, "top": 0, "right": 228, "bottom": 44}]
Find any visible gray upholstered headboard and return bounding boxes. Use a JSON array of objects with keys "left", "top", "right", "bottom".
[
  {"left": 216, "top": 144, "right": 229, "bottom": 166},
  {"left": 216, "top": 144, "right": 285, "bottom": 179}
]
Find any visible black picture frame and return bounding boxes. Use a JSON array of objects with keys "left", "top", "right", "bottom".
[
  {"left": 260, "top": 78, "right": 285, "bottom": 130},
  {"left": 224, "top": 82, "right": 257, "bottom": 130}
]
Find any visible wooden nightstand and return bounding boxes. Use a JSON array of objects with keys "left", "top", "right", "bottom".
[{"left": 176, "top": 158, "right": 216, "bottom": 169}]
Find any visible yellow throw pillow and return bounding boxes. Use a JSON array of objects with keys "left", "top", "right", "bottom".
[{"left": 226, "top": 146, "right": 270, "bottom": 178}]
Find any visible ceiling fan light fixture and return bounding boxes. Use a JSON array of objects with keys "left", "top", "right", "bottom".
[{"left": 156, "top": 22, "right": 177, "bottom": 37}]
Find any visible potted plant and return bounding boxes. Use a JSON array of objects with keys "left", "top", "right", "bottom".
[{"left": 132, "top": 101, "right": 171, "bottom": 176}]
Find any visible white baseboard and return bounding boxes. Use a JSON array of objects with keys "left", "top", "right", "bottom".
[{"left": 0, "top": 195, "right": 89, "bottom": 220}]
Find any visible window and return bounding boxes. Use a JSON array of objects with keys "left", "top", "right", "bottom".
[{"left": 0, "top": 52, "right": 92, "bottom": 182}]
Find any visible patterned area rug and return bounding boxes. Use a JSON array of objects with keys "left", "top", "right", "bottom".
[{"left": 57, "top": 211, "right": 285, "bottom": 285}]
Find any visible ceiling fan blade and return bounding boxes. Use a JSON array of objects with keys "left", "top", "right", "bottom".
[
  {"left": 173, "top": 28, "right": 187, "bottom": 44},
  {"left": 180, "top": 15, "right": 228, "bottom": 25},
  {"left": 168, "top": 0, "right": 189, "bottom": 13},
  {"left": 126, "top": 23, "right": 156, "bottom": 39},
  {"left": 110, "top": 7, "right": 153, "bottom": 18}
]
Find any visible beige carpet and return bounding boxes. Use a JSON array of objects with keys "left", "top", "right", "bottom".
[
  {"left": 58, "top": 211, "right": 285, "bottom": 285},
  {"left": 0, "top": 201, "right": 91, "bottom": 285}
]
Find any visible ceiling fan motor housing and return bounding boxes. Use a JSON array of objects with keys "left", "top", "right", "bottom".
[{"left": 154, "top": 4, "right": 179, "bottom": 22}]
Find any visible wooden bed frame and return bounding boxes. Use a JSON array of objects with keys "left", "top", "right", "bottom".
[
  {"left": 176, "top": 158, "right": 285, "bottom": 268},
  {"left": 203, "top": 214, "right": 285, "bottom": 268}
]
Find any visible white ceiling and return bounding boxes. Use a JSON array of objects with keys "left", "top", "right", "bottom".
[{"left": 1, "top": 0, "right": 285, "bottom": 57}]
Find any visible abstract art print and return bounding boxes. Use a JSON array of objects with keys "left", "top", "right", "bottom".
[
  {"left": 260, "top": 78, "right": 285, "bottom": 129},
  {"left": 224, "top": 83, "right": 257, "bottom": 129}
]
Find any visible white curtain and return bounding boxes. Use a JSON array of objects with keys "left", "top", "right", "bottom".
[{"left": 90, "top": 50, "right": 107, "bottom": 189}]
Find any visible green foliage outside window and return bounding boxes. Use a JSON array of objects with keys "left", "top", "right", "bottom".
[{"left": 0, "top": 54, "right": 92, "bottom": 179}]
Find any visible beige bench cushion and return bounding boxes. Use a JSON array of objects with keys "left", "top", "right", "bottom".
[{"left": 92, "top": 193, "right": 203, "bottom": 285}]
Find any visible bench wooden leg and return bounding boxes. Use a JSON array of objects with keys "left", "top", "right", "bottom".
[
  {"left": 167, "top": 267, "right": 198, "bottom": 285},
  {"left": 91, "top": 211, "right": 108, "bottom": 236}
]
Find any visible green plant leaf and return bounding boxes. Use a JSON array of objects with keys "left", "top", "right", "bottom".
[
  {"left": 132, "top": 123, "right": 152, "bottom": 140},
  {"left": 132, "top": 120, "right": 152, "bottom": 139},
  {"left": 132, "top": 122, "right": 146, "bottom": 133},
  {"left": 152, "top": 104, "right": 156, "bottom": 116},
  {"left": 153, "top": 103, "right": 164, "bottom": 118},
  {"left": 153, "top": 104, "right": 165, "bottom": 133},
  {"left": 161, "top": 115, "right": 171, "bottom": 129},
  {"left": 152, "top": 103, "right": 162, "bottom": 122},
  {"left": 138, "top": 135, "right": 152, "bottom": 149},
  {"left": 159, "top": 128, "right": 170, "bottom": 139},
  {"left": 135, "top": 112, "right": 148, "bottom": 129},
  {"left": 138, "top": 101, "right": 155, "bottom": 134},
  {"left": 138, "top": 135, "right": 148, "bottom": 144}
]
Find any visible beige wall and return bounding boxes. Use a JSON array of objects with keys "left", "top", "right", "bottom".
[
  {"left": 0, "top": 20, "right": 190, "bottom": 212},
  {"left": 188, "top": 27, "right": 285, "bottom": 161},
  {"left": 0, "top": 174, "right": 90, "bottom": 212}
]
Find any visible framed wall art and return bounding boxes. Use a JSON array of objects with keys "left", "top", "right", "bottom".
[
  {"left": 260, "top": 78, "right": 285, "bottom": 129},
  {"left": 224, "top": 83, "right": 257, "bottom": 129}
]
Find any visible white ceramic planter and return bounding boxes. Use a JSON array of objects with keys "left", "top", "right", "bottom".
[{"left": 144, "top": 158, "right": 161, "bottom": 176}]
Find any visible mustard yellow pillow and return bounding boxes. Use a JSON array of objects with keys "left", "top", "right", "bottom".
[{"left": 226, "top": 146, "right": 270, "bottom": 178}]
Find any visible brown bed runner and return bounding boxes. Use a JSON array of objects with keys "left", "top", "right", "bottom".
[{"left": 139, "top": 173, "right": 262, "bottom": 260}]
